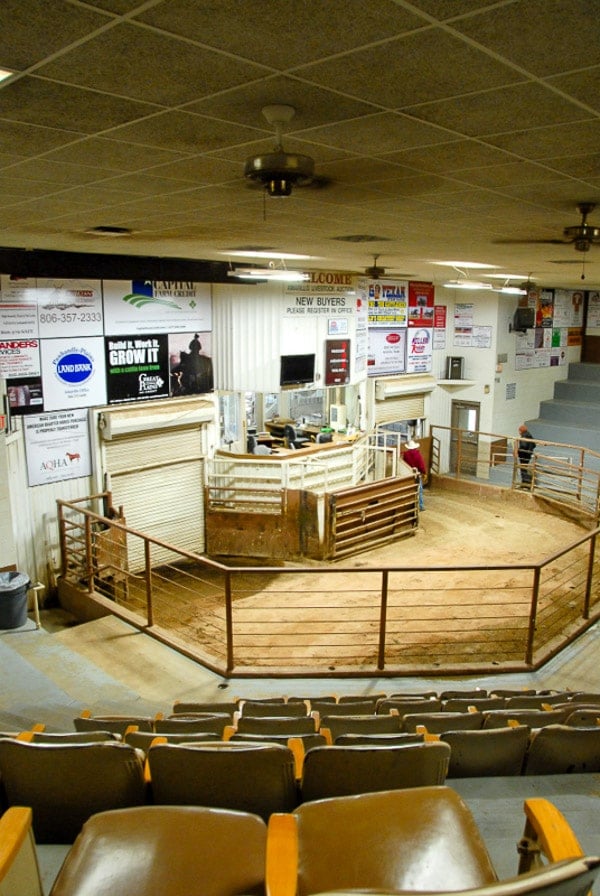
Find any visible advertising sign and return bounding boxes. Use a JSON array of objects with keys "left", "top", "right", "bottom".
[
  {"left": 406, "top": 327, "right": 433, "bottom": 373},
  {"left": 105, "top": 334, "right": 170, "bottom": 404},
  {"left": 40, "top": 337, "right": 107, "bottom": 411},
  {"left": 367, "top": 280, "right": 408, "bottom": 327},
  {"left": 24, "top": 409, "right": 92, "bottom": 486},
  {"left": 367, "top": 328, "right": 406, "bottom": 376},
  {"left": 407, "top": 281, "right": 435, "bottom": 327},
  {"left": 36, "top": 278, "right": 103, "bottom": 337},
  {"left": 103, "top": 280, "right": 212, "bottom": 335},
  {"left": 0, "top": 338, "right": 41, "bottom": 379},
  {"left": 0, "top": 276, "right": 39, "bottom": 339}
]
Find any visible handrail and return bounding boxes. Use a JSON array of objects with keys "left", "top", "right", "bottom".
[{"left": 56, "top": 487, "right": 600, "bottom": 678}]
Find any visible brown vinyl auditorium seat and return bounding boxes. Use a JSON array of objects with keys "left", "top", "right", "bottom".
[
  {"left": 319, "top": 713, "right": 403, "bottom": 743},
  {"left": 147, "top": 740, "right": 298, "bottom": 821},
  {"left": 154, "top": 714, "right": 230, "bottom": 734},
  {"left": 73, "top": 711, "right": 155, "bottom": 736},
  {"left": 440, "top": 726, "right": 531, "bottom": 777},
  {"left": 234, "top": 715, "right": 317, "bottom": 736},
  {"left": 482, "top": 708, "right": 570, "bottom": 729},
  {"left": 377, "top": 697, "right": 443, "bottom": 717},
  {"left": 523, "top": 724, "right": 600, "bottom": 775},
  {"left": 20, "top": 731, "right": 121, "bottom": 744},
  {"left": 402, "top": 711, "right": 483, "bottom": 733},
  {"left": 299, "top": 742, "right": 450, "bottom": 802},
  {"left": 238, "top": 700, "right": 310, "bottom": 717},
  {"left": 0, "top": 804, "right": 267, "bottom": 896},
  {"left": 265, "top": 786, "right": 600, "bottom": 896},
  {"left": 0, "top": 739, "right": 146, "bottom": 843},
  {"left": 310, "top": 700, "right": 381, "bottom": 717},
  {"left": 171, "top": 700, "right": 238, "bottom": 718}
]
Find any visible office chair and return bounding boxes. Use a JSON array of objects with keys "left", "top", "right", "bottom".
[{"left": 284, "top": 424, "right": 310, "bottom": 449}]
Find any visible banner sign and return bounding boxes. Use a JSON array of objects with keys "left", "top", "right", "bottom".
[
  {"left": 103, "top": 280, "right": 212, "bottom": 335},
  {"left": 105, "top": 334, "right": 170, "bottom": 404},
  {"left": 24, "top": 409, "right": 92, "bottom": 487},
  {"left": 40, "top": 337, "right": 107, "bottom": 411}
]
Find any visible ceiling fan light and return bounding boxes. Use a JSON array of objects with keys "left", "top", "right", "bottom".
[{"left": 267, "top": 177, "right": 293, "bottom": 197}]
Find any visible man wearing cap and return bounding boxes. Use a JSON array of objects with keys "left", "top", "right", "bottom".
[{"left": 403, "top": 438, "right": 427, "bottom": 511}]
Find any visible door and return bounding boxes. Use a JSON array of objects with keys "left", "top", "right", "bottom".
[{"left": 450, "top": 401, "right": 480, "bottom": 476}]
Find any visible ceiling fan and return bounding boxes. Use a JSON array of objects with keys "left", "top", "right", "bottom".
[
  {"left": 244, "top": 105, "right": 329, "bottom": 197},
  {"left": 364, "top": 255, "right": 414, "bottom": 280},
  {"left": 495, "top": 202, "right": 600, "bottom": 253}
]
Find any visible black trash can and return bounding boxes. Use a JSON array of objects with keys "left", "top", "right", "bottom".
[{"left": 0, "top": 571, "right": 30, "bottom": 629}]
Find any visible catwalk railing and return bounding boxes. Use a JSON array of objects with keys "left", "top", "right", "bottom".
[
  {"left": 57, "top": 492, "right": 600, "bottom": 677},
  {"left": 430, "top": 426, "right": 600, "bottom": 520}
]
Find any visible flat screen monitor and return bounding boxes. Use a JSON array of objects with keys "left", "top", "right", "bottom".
[
  {"left": 279, "top": 353, "right": 315, "bottom": 386},
  {"left": 513, "top": 306, "right": 535, "bottom": 332}
]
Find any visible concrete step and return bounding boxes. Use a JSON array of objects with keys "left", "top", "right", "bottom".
[
  {"left": 537, "top": 398, "right": 600, "bottom": 427},
  {"left": 567, "top": 362, "right": 600, "bottom": 383},
  {"left": 525, "top": 417, "right": 600, "bottom": 455},
  {"left": 0, "top": 619, "right": 163, "bottom": 730},
  {"left": 554, "top": 379, "right": 600, "bottom": 404}
]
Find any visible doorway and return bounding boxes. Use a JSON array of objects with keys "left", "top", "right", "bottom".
[{"left": 450, "top": 400, "right": 480, "bottom": 476}]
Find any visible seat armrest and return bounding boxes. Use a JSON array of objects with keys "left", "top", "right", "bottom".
[
  {"left": 518, "top": 798, "right": 584, "bottom": 872},
  {"left": 0, "top": 807, "right": 43, "bottom": 896},
  {"left": 266, "top": 813, "right": 297, "bottom": 896}
]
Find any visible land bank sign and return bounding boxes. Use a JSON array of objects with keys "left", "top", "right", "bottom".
[{"left": 54, "top": 349, "right": 94, "bottom": 384}]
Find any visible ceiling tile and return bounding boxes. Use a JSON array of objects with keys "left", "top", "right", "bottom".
[
  {"left": 36, "top": 23, "right": 268, "bottom": 105},
  {"left": 0, "top": 0, "right": 110, "bottom": 70},
  {"left": 107, "top": 110, "right": 268, "bottom": 153},
  {"left": 405, "top": 83, "right": 588, "bottom": 137},
  {"left": 136, "top": 0, "right": 426, "bottom": 68},
  {"left": 298, "top": 29, "right": 523, "bottom": 107},
  {"left": 451, "top": 0, "right": 600, "bottom": 77},
  {"left": 0, "top": 77, "right": 153, "bottom": 131}
]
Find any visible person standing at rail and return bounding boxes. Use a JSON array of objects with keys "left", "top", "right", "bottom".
[{"left": 403, "top": 439, "right": 427, "bottom": 511}]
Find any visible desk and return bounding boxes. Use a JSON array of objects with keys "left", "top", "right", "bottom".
[{"left": 451, "top": 774, "right": 600, "bottom": 880}]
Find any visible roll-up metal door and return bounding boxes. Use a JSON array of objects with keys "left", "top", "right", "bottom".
[
  {"left": 101, "top": 421, "right": 208, "bottom": 571},
  {"left": 375, "top": 394, "right": 425, "bottom": 425}
]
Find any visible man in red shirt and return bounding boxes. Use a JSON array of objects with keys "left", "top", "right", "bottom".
[{"left": 403, "top": 439, "right": 427, "bottom": 511}]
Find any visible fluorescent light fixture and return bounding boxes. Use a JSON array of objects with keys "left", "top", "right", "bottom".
[
  {"left": 220, "top": 250, "right": 314, "bottom": 260},
  {"left": 0, "top": 68, "right": 14, "bottom": 84},
  {"left": 432, "top": 260, "right": 498, "bottom": 270},
  {"left": 496, "top": 285, "right": 527, "bottom": 295},
  {"left": 228, "top": 267, "right": 310, "bottom": 282},
  {"left": 443, "top": 279, "right": 494, "bottom": 290}
]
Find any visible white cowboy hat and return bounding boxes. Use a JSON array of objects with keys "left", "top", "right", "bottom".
[{"left": 406, "top": 439, "right": 420, "bottom": 449}]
